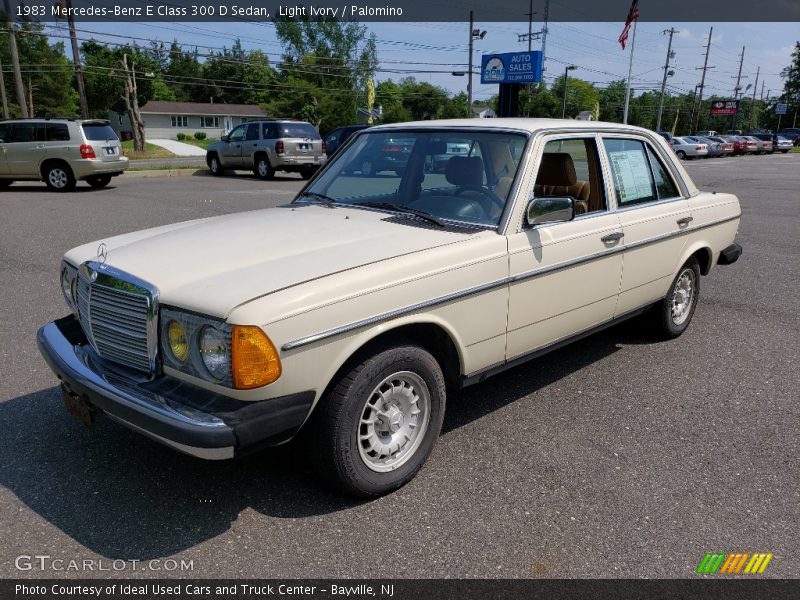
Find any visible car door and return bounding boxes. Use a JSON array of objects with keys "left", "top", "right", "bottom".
[
  {"left": 5, "top": 122, "right": 47, "bottom": 177},
  {"left": 600, "top": 135, "right": 692, "bottom": 317},
  {"left": 0, "top": 123, "right": 10, "bottom": 175},
  {"left": 221, "top": 124, "right": 246, "bottom": 167},
  {"left": 240, "top": 122, "right": 261, "bottom": 167},
  {"left": 505, "top": 134, "right": 624, "bottom": 360}
]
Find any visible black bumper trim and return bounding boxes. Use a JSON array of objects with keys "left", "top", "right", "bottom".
[{"left": 718, "top": 243, "right": 742, "bottom": 265}]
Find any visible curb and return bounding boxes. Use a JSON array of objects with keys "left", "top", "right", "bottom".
[{"left": 124, "top": 168, "right": 207, "bottom": 178}]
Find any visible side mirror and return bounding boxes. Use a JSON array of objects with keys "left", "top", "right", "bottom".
[
  {"left": 221, "top": 135, "right": 229, "bottom": 143},
  {"left": 526, "top": 197, "right": 575, "bottom": 227}
]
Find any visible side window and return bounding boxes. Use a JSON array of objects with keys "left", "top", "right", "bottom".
[
  {"left": 534, "top": 138, "right": 607, "bottom": 215},
  {"left": 227, "top": 125, "right": 246, "bottom": 142},
  {"left": 646, "top": 146, "right": 679, "bottom": 199},
  {"left": 262, "top": 123, "right": 277, "bottom": 139},
  {"left": 324, "top": 130, "right": 340, "bottom": 145},
  {"left": 46, "top": 123, "right": 70, "bottom": 141},
  {"left": 245, "top": 123, "right": 260, "bottom": 141},
  {"left": 9, "top": 123, "right": 44, "bottom": 143},
  {"left": 0, "top": 124, "right": 8, "bottom": 143},
  {"left": 602, "top": 138, "right": 658, "bottom": 207}
]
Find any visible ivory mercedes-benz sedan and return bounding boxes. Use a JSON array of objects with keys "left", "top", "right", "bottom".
[{"left": 38, "top": 119, "right": 742, "bottom": 497}]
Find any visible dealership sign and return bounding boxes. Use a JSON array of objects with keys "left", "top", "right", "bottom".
[
  {"left": 775, "top": 103, "right": 788, "bottom": 115},
  {"left": 481, "top": 51, "right": 543, "bottom": 85},
  {"left": 709, "top": 100, "right": 739, "bottom": 116}
]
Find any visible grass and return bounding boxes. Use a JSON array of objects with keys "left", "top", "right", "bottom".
[
  {"left": 122, "top": 140, "right": 175, "bottom": 160},
  {"left": 791, "top": 146, "right": 800, "bottom": 153},
  {"left": 175, "top": 137, "right": 218, "bottom": 150}
]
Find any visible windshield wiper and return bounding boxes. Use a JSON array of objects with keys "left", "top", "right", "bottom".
[
  {"left": 297, "top": 191, "right": 338, "bottom": 208},
  {"left": 354, "top": 201, "right": 446, "bottom": 228}
]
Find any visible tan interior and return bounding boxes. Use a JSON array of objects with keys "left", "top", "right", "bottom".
[{"left": 533, "top": 144, "right": 606, "bottom": 215}]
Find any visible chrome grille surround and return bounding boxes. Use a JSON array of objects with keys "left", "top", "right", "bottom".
[{"left": 76, "top": 261, "right": 159, "bottom": 373}]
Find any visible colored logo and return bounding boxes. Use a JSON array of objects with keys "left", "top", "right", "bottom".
[
  {"left": 483, "top": 57, "right": 505, "bottom": 82},
  {"left": 696, "top": 552, "right": 773, "bottom": 575}
]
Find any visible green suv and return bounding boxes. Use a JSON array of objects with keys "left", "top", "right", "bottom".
[{"left": 0, "top": 119, "right": 128, "bottom": 191}]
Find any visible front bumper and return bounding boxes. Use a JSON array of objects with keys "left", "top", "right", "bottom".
[{"left": 37, "top": 316, "right": 314, "bottom": 460}]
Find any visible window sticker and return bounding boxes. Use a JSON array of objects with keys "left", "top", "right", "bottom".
[{"left": 607, "top": 149, "right": 654, "bottom": 204}]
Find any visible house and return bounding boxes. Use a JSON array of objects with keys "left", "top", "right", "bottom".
[
  {"left": 472, "top": 107, "right": 497, "bottom": 119},
  {"left": 111, "top": 101, "right": 267, "bottom": 140}
]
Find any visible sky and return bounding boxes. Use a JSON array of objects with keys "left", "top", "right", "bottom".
[{"left": 43, "top": 18, "right": 798, "bottom": 104}]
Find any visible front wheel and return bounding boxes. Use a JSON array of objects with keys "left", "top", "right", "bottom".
[
  {"left": 309, "top": 345, "right": 446, "bottom": 497},
  {"left": 650, "top": 257, "right": 701, "bottom": 339},
  {"left": 43, "top": 163, "right": 76, "bottom": 192},
  {"left": 676, "top": 150, "right": 686, "bottom": 160},
  {"left": 86, "top": 175, "right": 112, "bottom": 189},
  {"left": 207, "top": 153, "right": 225, "bottom": 176}
]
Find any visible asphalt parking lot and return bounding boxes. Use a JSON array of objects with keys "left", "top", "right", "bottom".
[{"left": 0, "top": 155, "right": 797, "bottom": 579}]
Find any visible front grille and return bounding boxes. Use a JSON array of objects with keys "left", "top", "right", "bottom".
[{"left": 76, "top": 265, "right": 157, "bottom": 373}]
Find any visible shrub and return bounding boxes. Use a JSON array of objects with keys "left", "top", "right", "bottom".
[
  {"left": 194, "top": 131, "right": 207, "bottom": 140},
  {"left": 176, "top": 132, "right": 187, "bottom": 141}
]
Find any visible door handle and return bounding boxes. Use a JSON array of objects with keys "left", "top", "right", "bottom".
[
  {"left": 677, "top": 216, "right": 693, "bottom": 226},
  {"left": 35, "top": 144, "right": 46, "bottom": 149},
  {"left": 601, "top": 232, "right": 624, "bottom": 243}
]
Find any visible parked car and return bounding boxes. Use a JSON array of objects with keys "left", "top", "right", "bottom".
[
  {"left": 426, "top": 139, "right": 472, "bottom": 173},
  {"left": 38, "top": 119, "right": 742, "bottom": 497},
  {"left": 656, "top": 131, "right": 673, "bottom": 142},
  {"left": 670, "top": 136, "right": 708, "bottom": 159},
  {"left": 686, "top": 136, "right": 723, "bottom": 157},
  {"left": 345, "top": 136, "right": 415, "bottom": 176},
  {"left": 777, "top": 128, "right": 800, "bottom": 146},
  {"left": 706, "top": 136, "right": 734, "bottom": 156},
  {"left": 323, "top": 124, "right": 369, "bottom": 157},
  {"left": 0, "top": 118, "right": 128, "bottom": 191},
  {"left": 695, "top": 130, "right": 718, "bottom": 137},
  {"left": 722, "top": 135, "right": 749, "bottom": 155},
  {"left": 735, "top": 135, "right": 758, "bottom": 154},
  {"left": 206, "top": 119, "right": 326, "bottom": 180},
  {"left": 774, "top": 136, "right": 794, "bottom": 153},
  {"left": 745, "top": 134, "right": 773, "bottom": 154}
]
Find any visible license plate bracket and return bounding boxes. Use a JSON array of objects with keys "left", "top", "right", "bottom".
[{"left": 62, "top": 385, "right": 96, "bottom": 428}]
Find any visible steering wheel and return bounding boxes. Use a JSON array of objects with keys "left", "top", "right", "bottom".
[{"left": 454, "top": 185, "right": 506, "bottom": 212}]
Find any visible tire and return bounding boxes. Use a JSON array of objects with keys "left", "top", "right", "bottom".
[
  {"left": 300, "top": 167, "right": 316, "bottom": 180},
  {"left": 360, "top": 159, "right": 374, "bottom": 177},
  {"left": 254, "top": 154, "right": 274, "bottom": 180},
  {"left": 651, "top": 257, "right": 701, "bottom": 339},
  {"left": 676, "top": 150, "right": 686, "bottom": 160},
  {"left": 0, "top": 180, "right": 13, "bottom": 189},
  {"left": 86, "top": 175, "right": 112, "bottom": 189},
  {"left": 43, "top": 162, "right": 76, "bottom": 192},
  {"left": 782, "top": 150, "right": 789, "bottom": 154},
  {"left": 309, "top": 344, "right": 446, "bottom": 498},
  {"left": 207, "top": 153, "right": 225, "bottom": 176}
]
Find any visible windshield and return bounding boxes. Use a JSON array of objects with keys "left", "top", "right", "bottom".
[{"left": 301, "top": 129, "right": 528, "bottom": 227}]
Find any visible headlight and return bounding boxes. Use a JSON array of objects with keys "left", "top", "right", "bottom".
[
  {"left": 199, "top": 325, "right": 229, "bottom": 380},
  {"left": 166, "top": 320, "right": 189, "bottom": 364},
  {"left": 160, "top": 308, "right": 281, "bottom": 389},
  {"left": 60, "top": 261, "right": 78, "bottom": 313}
]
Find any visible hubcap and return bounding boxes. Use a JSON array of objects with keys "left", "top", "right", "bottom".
[
  {"left": 671, "top": 268, "right": 695, "bottom": 325},
  {"left": 49, "top": 168, "right": 67, "bottom": 188},
  {"left": 211, "top": 158, "right": 219, "bottom": 172},
  {"left": 258, "top": 160, "right": 268, "bottom": 176},
  {"left": 357, "top": 371, "right": 430, "bottom": 473}
]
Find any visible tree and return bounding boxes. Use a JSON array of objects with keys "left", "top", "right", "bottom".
[{"left": 550, "top": 75, "right": 599, "bottom": 119}]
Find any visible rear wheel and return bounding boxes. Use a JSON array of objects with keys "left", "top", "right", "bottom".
[
  {"left": 207, "top": 153, "right": 225, "bottom": 176},
  {"left": 254, "top": 154, "right": 274, "bottom": 180},
  {"left": 86, "top": 175, "right": 112, "bottom": 189},
  {"left": 43, "top": 162, "right": 76, "bottom": 192},
  {"left": 309, "top": 344, "right": 446, "bottom": 497},
  {"left": 676, "top": 150, "right": 686, "bottom": 160},
  {"left": 0, "top": 179, "right": 13, "bottom": 189},
  {"left": 300, "top": 167, "right": 317, "bottom": 180},
  {"left": 650, "top": 257, "right": 701, "bottom": 339}
]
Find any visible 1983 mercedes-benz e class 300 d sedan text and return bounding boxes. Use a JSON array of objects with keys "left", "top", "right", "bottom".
[{"left": 38, "top": 119, "right": 742, "bottom": 497}]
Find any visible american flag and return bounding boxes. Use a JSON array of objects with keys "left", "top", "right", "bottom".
[{"left": 618, "top": 0, "right": 639, "bottom": 50}]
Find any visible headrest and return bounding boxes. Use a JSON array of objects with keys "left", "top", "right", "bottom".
[
  {"left": 445, "top": 156, "right": 484, "bottom": 187},
  {"left": 535, "top": 153, "right": 577, "bottom": 187}
]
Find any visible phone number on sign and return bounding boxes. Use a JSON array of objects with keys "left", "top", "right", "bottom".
[{"left": 19, "top": 5, "right": 271, "bottom": 18}]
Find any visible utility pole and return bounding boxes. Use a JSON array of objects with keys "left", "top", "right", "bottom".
[
  {"left": 656, "top": 27, "right": 678, "bottom": 131},
  {"left": 3, "top": 0, "right": 28, "bottom": 118},
  {"left": 64, "top": 0, "right": 90, "bottom": 118},
  {"left": 0, "top": 57, "right": 9, "bottom": 119},
  {"left": 693, "top": 26, "right": 713, "bottom": 134},
  {"left": 467, "top": 10, "right": 474, "bottom": 117},
  {"left": 541, "top": 0, "right": 549, "bottom": 77},
  {"left": 731, "top": 46, "right": 745, "bottom": 131},
  {"left": 527, "top": 0, "right": 533, "bottom": 51},
  {"left": 748, "top": 66, "right": 759, "bottom": 128}
]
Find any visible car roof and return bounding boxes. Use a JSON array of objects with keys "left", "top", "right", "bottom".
[{"left": 368, "top": 117, "right": 658, "bottom": 135}]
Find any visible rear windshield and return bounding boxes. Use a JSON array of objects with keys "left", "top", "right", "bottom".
[
  {"left": 279, "top": 124, "right": 319, "bottom": 139},
  {"left": 82, "top": 124, "right": 118, "bottom": 141}
]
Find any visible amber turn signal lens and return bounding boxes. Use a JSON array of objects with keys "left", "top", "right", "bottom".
[{"left": 231, "top": 325, "right": 282, "bottom": 389}]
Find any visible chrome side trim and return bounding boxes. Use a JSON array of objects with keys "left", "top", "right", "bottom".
[{"left": 281, "top": 213, "right": 741, "bottom": 352}]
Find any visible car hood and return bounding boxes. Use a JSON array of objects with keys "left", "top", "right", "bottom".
[{"left": 64, "top": 204, "right": 471, "bottom": 318}]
